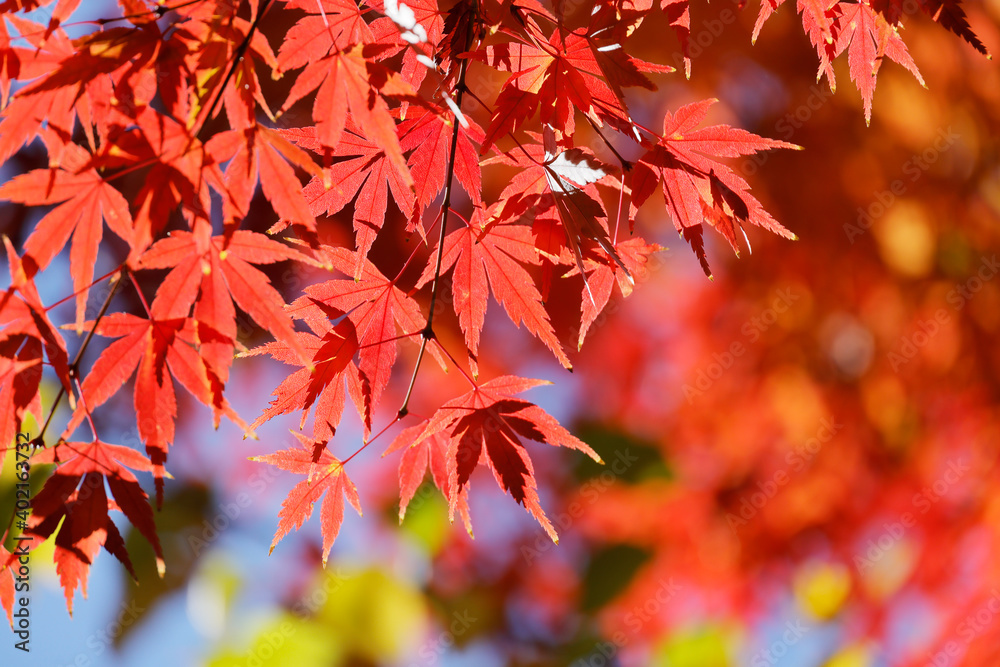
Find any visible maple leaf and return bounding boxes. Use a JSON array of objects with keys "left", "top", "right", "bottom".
[
  {"left": 25, "top": 438, "right": 164, "bottom": 614},
  {"left": 752, "top": 0, "right": 842, "bottom": 88},
  {"left": 278, "top": 121, "right": 416, "bottom": 276},
  {"left": 98, "top": 106, "right": 227, "bottom": 258},
  {"left": 0, "top": 161, "right": 132, "bottom": 331},
  {"left": 250, "top": 432, "right": 362, "bottom": 565},
  {"left": 383, "top": 424, "right": 473, "bottom": 534},
  {"left": 0, "top": 17, "right": 87, "bottom": 168},
  {"left": 276, "top": 0, "right": 375, "bottom": 73},
  {"left": 136, "top": 225, "right": 313, "bottom": 373},
  {"left": 182, "top": 11, "right": 279, "bottom": 131},
  {"left": 16, "top": 21, "right": 160, "bottom": 98},
  {"left": 662, "top": 0, "right": 692, "bottom": 77},
  {"left": 479, "top": 36, "right": 568, "bottom": 148},
  {"left": 869, "top": 0, "right": 989, "bottom": 55},
  {"left": 630, "top": 99, "right": 799, "bottom": 277},
  {"left": 919, "top": 0, "right": 989, "bottom": 55},
  {"left": 207, "top": 125, "right": 328, "bottom": 233},
  {"left": 565, "top": 238, "right": 664, "bottom": 350},
  {"left": 609, "top": 0, "right": 690, "bottom": 78},
  {"left": 0, "top": 21, "right": 15, "bottom": 109},
  {"left": 367, "top": 0, "right": 446, "bottom": 95},
  {"left": 835, "top": 1, "right": 924, "bottom": 125},
  {"left": 242, "top": 316, "right": 367, "bottom": 441},
  {"left": 479, "top": 18, "right": 669, "bottom": 150},
  {"left": 417, "top": 208, "right": 571, "bottom": 377},
  {"left": 485, "top": 137, "right": 630, "bottom": 300},
  {"left": 398, "top": 108, "right": 485, "bottom": 225},
  {"left": 287, "top": 246, "right": 446, "bottom": 419},
  {"left": 405, "top": 375, "right": 602, "bottom": 541},
  {"left": 64, "top": 311, "right": 247, "bottom": 503},
  {"left": 0, "top": 237, "right": 72, "bottom": 407},
  {"left": 0, "top": 338, "right": 42, "bottom": 472},
  {"left": 752, "top": 0, "right": 977, "bottom": 111},
  {"left": 479, "top": 31, "right": 595, "bottom": 148},
  {"left": 279, "top": 43, "right": 416, "bottom": 187},
  {"left": 541, "top": 143, "right": 631, "bottom": 289}
]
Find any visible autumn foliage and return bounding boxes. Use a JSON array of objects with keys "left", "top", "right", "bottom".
[{"left": 0, "top": 0, "right": 993, "bottom": 653}]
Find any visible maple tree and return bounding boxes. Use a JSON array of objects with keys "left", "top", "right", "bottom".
[{"left": 0, "top": 0, "right": 992, "bottom": 652}]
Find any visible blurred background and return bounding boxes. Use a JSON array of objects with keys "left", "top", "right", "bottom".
[{"left": 3, "top": 0, "right": 1000, "bottom": 665}]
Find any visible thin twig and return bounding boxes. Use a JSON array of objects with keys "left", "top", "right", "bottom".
[
  {"left": 397, "top": 1, "right": 479, "bottom": 419},
  {"left": 36, "top": 268, "right": 125, "bottom": 445},
  {"left": 194, "top": 0, "right": 274, "bottom": 140}
]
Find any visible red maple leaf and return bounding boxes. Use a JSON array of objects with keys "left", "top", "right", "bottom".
[
  {"left": 97, "top": 106, "right": 227, "bottom": 258},
  {"left": 276, "top": 0, "right": 375, "bottom": 74},
  {"left": 383, "top": 424, "right": 472, "bottom": 533},
  {"left": 486, "top": 136, "right": 630, "bottom": 295},
  {"left": 136, "top": 225, "right": 313, "bottom": 373},
  {"left": 208, "top": 125, "right": 328, "bottom": 233},
  {"left": 0, "top": 16, "right": 90, "bottom": 168},
  {"left": 243, "top": 316, "right": 367, "bottom": 441},
  {"left": 0, "top": 153, "right": 133, "bottom": 331},
  {"left": 0, "top": 340, "right": 42, "bottom": 473},
  {"left": 753, "top": 0, "right": 842, "bottom": 85},
  {"left": 835, "top": 1, "right": 924, "bottom": 124},
  {"left": 25, "top": 438, "right": 164, "bottom": 614},
  {"left": 0, "top": 238, "right": 72, "bottom": 449},
  {"left": 631, "top": 99, "right": 799, "bottom": 277},
  {"left": 478, "top": 15, "right": 669, "bottom": 150},
  {"left": 279, "top": 43, "right": 416, "bottom": 188},
  {"left": 64, "top": 311, "right": 246, "bottom": 503},
  {"left": 417, "top": 208, "right": 571, "bottom": 376},
  {"left": 403, "top": 375, "right": 602, "bottom": 541},
  {"left": 287, "top": 246, "right": 446, "bottom": 419},
  {"left": 398, "top": 108, "right": 485, "bottom": 225},
  {"left": 250, "top": 432, "right": 362, "bottom": 565},
  {"left": 919, "top": 0, "right": 989, "bottom": 55},
  {"left": 565, "top": 237, "right": 664, "bottom": 350},
  {"left": 870, "top": 0, "right": 989, "bottom": 55},
  {"left": 280, "top": 121, "right": 416, "bottom": 276}
]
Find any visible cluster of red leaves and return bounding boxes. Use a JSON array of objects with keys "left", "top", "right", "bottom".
[
  {"left": 0, "top": 0, "right": 985, "bottom": 618},
  {"left": 752, "top": 0, "right": 990, "bottom": 123}
]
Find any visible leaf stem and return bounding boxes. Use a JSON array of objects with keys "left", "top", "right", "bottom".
[
  {"left": 356, "top": 331, "right": 421, "bottom": 350},
  {"left": 128, "top": 271, "right": 152, "bottom": 316},
  {"left": 391, "top": 209, "right": 443, "bottom": 286},
  {"left": 432, "top": 339, "right": 476, "bottom": 387},
  {"left": 341, "top": 414, "right": 399, "bottom": 465},
  {"left": 44, "top": 263, "right": 125, "bottom": 312}
]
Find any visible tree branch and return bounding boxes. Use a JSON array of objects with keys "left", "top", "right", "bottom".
[
  {"left": 36, "top": 268, "right": 126, "bottom": 447},
  {"left": 397, "top": 1, "right": 479, "bottom": 419}
]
